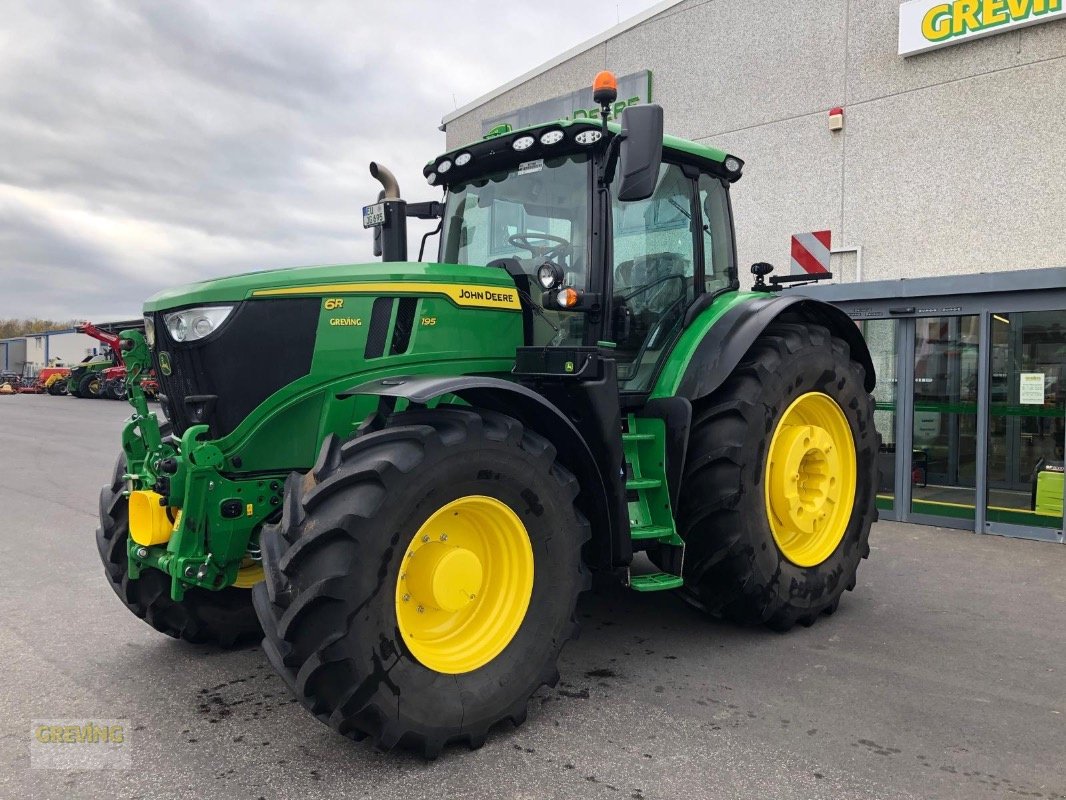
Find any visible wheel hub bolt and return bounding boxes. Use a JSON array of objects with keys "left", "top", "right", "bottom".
[
  {"left": 136, "top": 547, "right": 148, "bottom": 559},
  {"left": 402, "top": 593, "right": 410, "bottom": 602},
  {"left": 417, "top": 605, "right": 425, "bottom": 614},
  {"left": 421, "top": 535, "right": 430, "bottom": 543},
  {"left": 439, "top": 533, "right": 448, "bottom": 542}
]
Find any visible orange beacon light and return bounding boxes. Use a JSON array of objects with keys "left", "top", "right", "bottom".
[{"left": 593, "top": 70, "right": 618, "bottom": 106}]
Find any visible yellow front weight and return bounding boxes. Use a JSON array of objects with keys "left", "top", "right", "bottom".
[{"left": 128, "top": 490, "right": 174, "bottom": 547}]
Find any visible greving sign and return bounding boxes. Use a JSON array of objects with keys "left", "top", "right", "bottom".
[{"left": 899, "top": 0, "right": 1064, "bottom": 56}]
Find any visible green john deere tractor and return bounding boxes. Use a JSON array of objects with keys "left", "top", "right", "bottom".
[
  {"left": 99, "top": 72, "right": 877, "bottom": 756},
  {"left": 67, "top": 353, "right": 113, "bottom": 398}
]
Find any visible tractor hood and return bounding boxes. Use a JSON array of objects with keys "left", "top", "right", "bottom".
[{"left": 143, "top": 261, "right": 517, "bottom": 312}]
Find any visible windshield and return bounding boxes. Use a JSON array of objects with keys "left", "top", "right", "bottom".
[{"left": 440, "top": 154, "right": 590, "bottom": 346}]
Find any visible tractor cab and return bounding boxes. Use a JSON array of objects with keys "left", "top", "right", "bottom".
[{"left": 369, "top": 72, "right": 744, "bottom": 394}]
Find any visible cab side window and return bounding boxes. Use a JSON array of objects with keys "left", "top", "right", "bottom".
[
  {"left": 611, "top": 162, "right": 698, "bottom": 390},
  {"left": 698, "top": 173, "right": 736, "bottom": 292}
]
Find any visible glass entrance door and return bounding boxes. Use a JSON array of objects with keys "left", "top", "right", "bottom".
[
  {"left": 860, "top": 319, "right": 901, "bottom": 519},
  {"left": 909, "top": 315, "right": 981, "bottom": 524},
  {"left": 983, "top": 310, "right": 1065, "bottom": 542}
]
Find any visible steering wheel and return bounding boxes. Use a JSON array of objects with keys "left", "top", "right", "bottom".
[
  {"left": 613, "top": 273, "right": 689, "bottom": 352},
  {"left": 508, "top": 233, "right": 572, "bottom": 263}
]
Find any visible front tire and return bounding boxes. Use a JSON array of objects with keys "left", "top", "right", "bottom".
[
  {"left": 79, "top": 372, "right": 102, "bottom": 399},
  {"left": 253, "top": 407, "right": 589, "bottom": 757},
  {"left": 96, "top": 451, "right": 262, "bottom": 646},
  {"left": 677, "top": 322, "right": 877, "bottom": 631}
]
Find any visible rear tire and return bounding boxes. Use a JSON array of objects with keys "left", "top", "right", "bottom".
[
  {"left": 253, "top": 407, "right": 590, "bottom": 757},
  {"left": 677, "top": 322, "right": 877, "bottom": 631},
  {"left": 96, "top": 450, "right": 262, "bottom": 647}
]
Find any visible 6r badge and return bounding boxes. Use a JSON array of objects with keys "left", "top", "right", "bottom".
[{"left": 157, "top": 352, "right": 172, "bottom": 376}]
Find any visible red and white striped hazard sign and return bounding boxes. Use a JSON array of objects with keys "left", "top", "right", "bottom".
[{"left": 790, "top": 230, "right": 832, "bottom": 275}]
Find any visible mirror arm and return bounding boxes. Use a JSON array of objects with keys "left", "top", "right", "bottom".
[{"left": 598, "top": 133, "right": 625, "bottom": 188}]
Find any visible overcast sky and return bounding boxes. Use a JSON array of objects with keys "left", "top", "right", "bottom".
[{"left": 0, "top": 0, "right": 661, "bottom": 321}]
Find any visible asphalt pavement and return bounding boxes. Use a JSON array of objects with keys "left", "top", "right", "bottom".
[{"left": 1, "top": 394, "right": 1064, "bottom": 800}]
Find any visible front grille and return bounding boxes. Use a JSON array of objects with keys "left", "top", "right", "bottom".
[{"left": 153, "top": 298, "right": 319, "bottom": 438}]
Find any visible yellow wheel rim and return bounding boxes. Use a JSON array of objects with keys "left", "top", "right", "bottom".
[
  {"left": 395, "top": 496, "right": 534, "bottom": 674},
  {"left": 232, "top": 563, "right": 264, "bottom": 588},
  {"left": 764, "top": 392, "right": 856, "bottom": 567}
]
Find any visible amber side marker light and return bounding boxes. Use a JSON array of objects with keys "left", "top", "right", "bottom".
[{"left": 556, "top": 288, "right": 580, "bottom": 308}]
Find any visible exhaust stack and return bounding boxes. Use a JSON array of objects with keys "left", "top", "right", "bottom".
[{"left": 368, "top": 162, "right": 407, "bottom": 261}]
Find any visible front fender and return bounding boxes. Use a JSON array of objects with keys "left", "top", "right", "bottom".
[{"left": 341, "top": 375, "right": 622, "bottom": 570}]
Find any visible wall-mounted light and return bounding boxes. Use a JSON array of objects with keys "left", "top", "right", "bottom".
[{"left": 829, "top": 106, "right": 844, "bottom": 132}]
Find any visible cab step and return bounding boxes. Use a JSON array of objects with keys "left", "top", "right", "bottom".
[
  {"left": 629, "top": 572, "right": 685, "bottom": 592},
  {"left": 629, "top": 524, "right": 676, "bottom": 541},
  {"left": 625, "top": 477, "right": 661, "bottom": 491},
  {"left": 622, "top": 414, "right": 684, "bottom": 593}
]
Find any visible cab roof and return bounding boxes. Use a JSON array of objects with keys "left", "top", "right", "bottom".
[{"left": 427, "top": 116, "right": 740, "bottom": 189}]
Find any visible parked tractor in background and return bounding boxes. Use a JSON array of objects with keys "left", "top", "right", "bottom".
[
  {"left": 100, "top": 365, "right": 129, "bottom": 400},
  {"left": 97, "top": 72, "right": 878, "bottom": 757},
  {"left": 66, "top": 355, "right": 114, "bottom": 398},
  {"left": 67, "top": 323, "right": 123, "bottom": 398},
  {"left": 41, "top": 365, "right": 72, "bottom": 395}
]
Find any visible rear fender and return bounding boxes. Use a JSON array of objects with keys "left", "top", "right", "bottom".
[
  {"left": 665, "top": 294, "right": 875, "bottom": 402},
  {"left": 648, "top": 293, "right": 876, "bottom": 503}
]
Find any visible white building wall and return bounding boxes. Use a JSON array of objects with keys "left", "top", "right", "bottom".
[
  {"left": 24, "top": 335, "right": 46, "bottom": 369},
  {"left": 46, "top": 330, "right": 104, "bottom": 366},
  {"left": 444, "top": 0, "right": 1066, "bottom": 286}
]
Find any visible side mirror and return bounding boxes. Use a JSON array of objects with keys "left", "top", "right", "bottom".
[{"left": 616, "top": 104, "right": 664, "bottom": 202}]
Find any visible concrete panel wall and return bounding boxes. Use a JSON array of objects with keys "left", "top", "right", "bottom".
[
  {"left": 445, "top": 44, "right": 608, "bottom": 146},
  {"left": 602, "top": 0, "right": 849, "bottom": 140},
  {"left": 843, "top": 56, "right": 1066, "bottom": 279},
  {"left": 444, "top": 1, "right": 1066, "bottom": 285}
]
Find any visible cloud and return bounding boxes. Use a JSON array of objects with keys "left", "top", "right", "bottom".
[{"left": 0, "top": 0, "right": 661, "bottom": 320}]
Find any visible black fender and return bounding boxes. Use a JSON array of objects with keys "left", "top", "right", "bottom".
[
  {"left": 649, "top": 295, "right": 875, "bottom": 505},
  {"left": 340, "top": 375, "right": 622, "bottom": 570},
  {"left": 677, "top": 294, "right": 876, "bottom": 401}
]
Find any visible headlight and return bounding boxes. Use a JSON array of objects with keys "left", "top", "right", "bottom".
[
  {"left": 454, "top": 152, "right": 472, "bottom": 166},
  {"left": 143, "top": 315, "right": 155, "bottom": 348},
  {"left": 426, "top": 171, "right": 437, "bottom": 185},
  {"left": 537, "top": 262, "right": 563, "bottom": 290},
  {"left": 437, "top": 159, "right": 452, "bottom": 174},
  {"left": 512, "top": 135, "right": 535, "bottom": 151},
  {"left": 163, "top": 306, "right": 234, "bottom": 343},
  {"left": 539, "top": 130, "right": 564, "bottom": 146},
  {"left": 575, "top": 130, "right": 602, "bottom": 145}
]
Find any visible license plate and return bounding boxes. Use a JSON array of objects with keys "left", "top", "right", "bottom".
[{"left": 362, "top": 202, "right": 386, "bottom": 229}]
